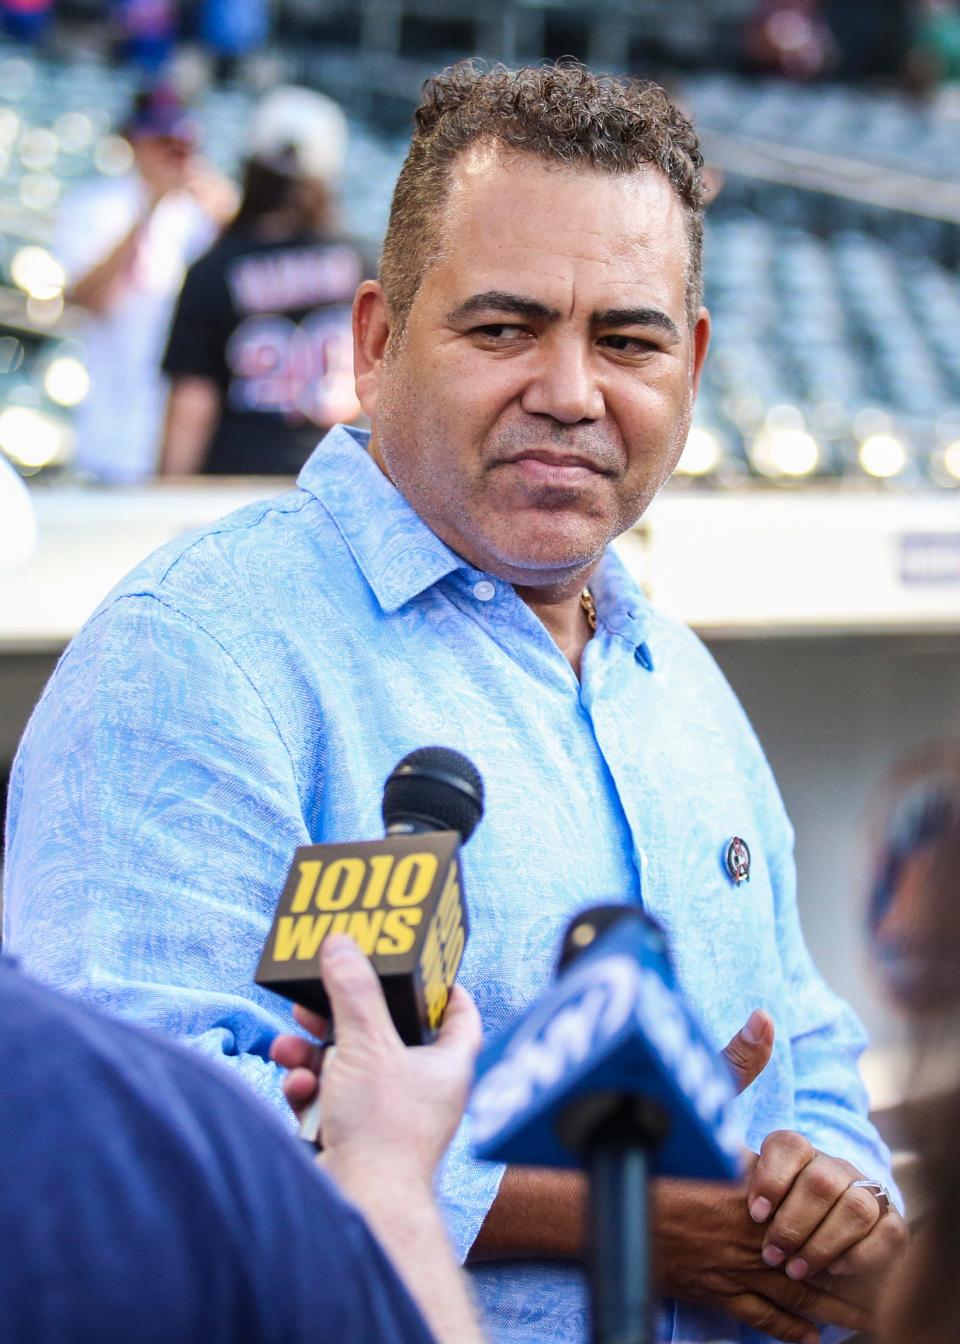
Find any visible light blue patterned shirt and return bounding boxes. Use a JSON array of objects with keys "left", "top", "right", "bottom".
[{"left": 5, "top": 425, "right": 892, "bottom": 1344}]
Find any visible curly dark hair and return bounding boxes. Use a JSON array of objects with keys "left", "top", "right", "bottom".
[{"left": 380, "top": 60, "right": 706, "bottom": 332}]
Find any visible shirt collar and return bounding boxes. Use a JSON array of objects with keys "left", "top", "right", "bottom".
[
  {"left": 298, "top": 426, "right": 466, "bottom": 614},
  {"left": 591, "top": 545, "right": 655, "bottom": 663},
  {"left": 298, "top": 425, "right": 655, "bottom": 661}
]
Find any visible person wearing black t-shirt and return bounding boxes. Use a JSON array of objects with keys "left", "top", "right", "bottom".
[{"left": 160, "top": 85, "right": 367, "bottom": 477}]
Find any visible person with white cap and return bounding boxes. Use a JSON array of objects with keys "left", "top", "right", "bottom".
[
  {"left": 160, "top": 85, "right": 366, "bottom": 476},
  {"left": 57, "top": 85, "right": 232, "bottom": 484}
]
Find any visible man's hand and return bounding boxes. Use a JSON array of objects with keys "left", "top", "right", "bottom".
[
  {"left": 722, "top": 1008, "right": 775, "bottom": 1093},
  {"left": 745, "top": 1130, "right": 909, "bottom": 1283},
  {"left": 270, "top": 934, "right": 482, "bottom": 1187},
  {"left": 655, "top": 1179, "right": 873, "bottom": 1344}
]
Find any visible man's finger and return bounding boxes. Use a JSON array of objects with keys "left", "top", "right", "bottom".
[
  {"left": 722, "top": 1009, "right": 774, "bottom": 1095},
  {"left": 282, "top": 1065, "right": 321, "bottom": 1110},
  {"left": 825, "top": 1210, "right": 910, "bottom": 1277},
  {"left": 319, "top": 934, "right": 398, "bottom": 1050},
  {"left": 270, "top": 1033, "right": 327, "bottom": 1073},
  {"left": 760, "top": 1153, "right": 861, "bottom": 1268},
  {"left": 292, "top": 1002, "right": 331, "bottom": 1039},
  {"left": 747, "top": 1130, "right": 817, "bottom": 1224},
  {"left": 434, "top": 983, "right": 482, "bottom": 1060},
  {"left": 730, "top": 1291, "right": 820, "bottom": 1344},
  {"left": 776, "top": 1175, "right": 882, "bottom": 1279},
  {"left": 761, "top": 1268, "right": 871, "bottom": 1334}
]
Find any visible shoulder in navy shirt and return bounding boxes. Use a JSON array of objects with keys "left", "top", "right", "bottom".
[{"left": 0, "top": 955, "right": 436, "bottom": 1344}]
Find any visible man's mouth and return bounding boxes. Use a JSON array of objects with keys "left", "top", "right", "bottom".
[{"left": 494, "top": 449, "right": 612, "bottom": 484}]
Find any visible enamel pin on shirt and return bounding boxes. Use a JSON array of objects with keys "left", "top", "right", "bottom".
[{"left": 725, "top": 837, "right": 751, "bottom": 884}]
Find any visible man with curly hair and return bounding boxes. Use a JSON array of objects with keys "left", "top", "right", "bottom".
[{"left": 6, "top": 62, "right": 904, "bottom": 1343}]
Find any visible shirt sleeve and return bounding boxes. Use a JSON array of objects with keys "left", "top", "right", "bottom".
[
  {"left": 3, "top": 590, "right": 310, "bottom": 1110},
  {"left": 434, "top": 1108, "right": 507, "bottom": 1262},
  {"left": 162, "top": 257, "right": 229, "bottom": 383},
  {"left": 283, "top": 1184, "right": 442, "bottom": 1344},
  {"left": 56, "top": 180, "right": 140, "bottom": 287}
]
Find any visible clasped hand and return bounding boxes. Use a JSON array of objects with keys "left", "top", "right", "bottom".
[{"left": 673, "top": 1012, "right": 910, "bottom": 1342}]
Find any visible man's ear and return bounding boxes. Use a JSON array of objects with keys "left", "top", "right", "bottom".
[
  {"left": 690, "top": 306, "right": 711, "bottom": 396},
  {"left": 353, "top": 281, "right": 392, "bottom": 420}
]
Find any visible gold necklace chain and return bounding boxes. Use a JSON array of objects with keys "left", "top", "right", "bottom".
[{"left": 580, "top": 588, "right": 597, "bottom": 632}]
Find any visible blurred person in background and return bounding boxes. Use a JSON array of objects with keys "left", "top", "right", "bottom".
[
  {"left": 159, "top": 85, "right": 363, "bottom": 478},
  {"left": 1, "top": 0, "right": 53, "bottom": 45},
  {"left": 58, "top": 85, "right": 233, "bottom": 485},
  {"left": 906, "top": 0, "right": 960, "bottom": 94},
  {"left": 864, "top": 743, "right": 960, "bottom": 1344},
  {"left": 111, "top": 0, "right": 178, "bottom": 73},
  {"left": 743, "top": 0, "right": 837, "bottom": 80},
  {"left": 199, "top": 0, "right": 270, "bottom": 84}
]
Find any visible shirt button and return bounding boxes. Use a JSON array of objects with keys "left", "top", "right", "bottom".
[{"left": 473, "top": 580, "right": 496, "bottom": 602}]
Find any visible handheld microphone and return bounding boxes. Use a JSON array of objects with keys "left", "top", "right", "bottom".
[
  {"left": 256, "top": 747, "right": 484, "bottom": 1045},
  {"left": 471, "top": 904, "right": 743, "bottom": 1344}
]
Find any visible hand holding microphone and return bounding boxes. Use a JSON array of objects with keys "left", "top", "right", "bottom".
[
  {"left": 270, "top": 934, "right": 482, "bottom": 1186},
  {"left": 271, "top": 933, "right": 487, "bottom": 1344},
  {"left": 260, "top": 746, "right": 484, "bottom": 1144}
]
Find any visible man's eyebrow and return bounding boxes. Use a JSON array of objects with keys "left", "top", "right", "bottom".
[
  {"left": 446, "top": 291, "right": 561, "bottom": 323},
  {"left": 593, "top": 307, "right": 682, "bottom": 342}
]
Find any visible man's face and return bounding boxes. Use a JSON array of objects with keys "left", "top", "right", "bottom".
[
  {"left": 133, "top": 134, "right": 193, "bottom": 193},
  {"left": 357, "top": 145, "right": 710, "bottom": 589}
]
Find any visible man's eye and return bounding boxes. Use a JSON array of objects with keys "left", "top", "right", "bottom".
[
  {"left": 473, "top": 324, "right": 526, "bottom": 340},
  {"left": 601, "top": 334, "right": 656, "bottom": 354}
]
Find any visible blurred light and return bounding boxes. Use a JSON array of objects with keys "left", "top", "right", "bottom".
[
  {"left": 19, "top": 127, "right": 57, "bottom": 170},
  {"left": 675, "top": 427, "right": 722, "bottom": 477},
  {"left": 44, "top": 356, "right": 89, "bottom": 407},
  {"left": 0, "top": 453, "right": 36, "bottom": 569},
  {"left": 936, "top": 410, "right": 960, "bottom": 443},
  {"left": 859, "top": 434, "right": 907, "bottom": 479},
  {"left": 0, "top": 57, "right": 33, "bottom": 100},
  {"left": 764, "top": 403, "right": 805, "bottom": 432},
  {"left": 943, "top": 441, "right": 960, "bottom": 482},
  {"left": 27, "top": 293, "right": 64, "bottom": 327},
  {"left": 0, "top": 107, "right": 20, "bottom": 146},
  {"left": 94, "top": 135, "right": 134, "bottom": 176},
  {"left": 852, "top": 407, "right": 892, "bottom": 441},
  {"left": 0, "top": 335, "right": 24, "bottom": 374},
  {"left": 0, "top": 146, "right": 8, "bottom": 178},
  {"left": 53, "top": 110, "right": 93, "bottom": 153},
  {"left": 749, "top": 428, "right": 820, "bottom": 479},
  {"left": 11, "top": 245, "right": 64, "bottom": 299},
  {"left": 810, "top": 400, "right": 848, "bottom": 438},
  {"left": 18, "top": 171, "right": 60, "bottom": 211},
  {"left": 0, "top": 405, "right": 64, "bottom": 469},
  {"left": 721, "top": 391, "right": 764, "bottom": 431}
]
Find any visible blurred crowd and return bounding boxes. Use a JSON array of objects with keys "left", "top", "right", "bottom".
[
  {"left": 5, "top": 1, "right": 960, "bottom": 486},
  {"left": 57, "top": 79, "right": 365, "bottom": 484}
]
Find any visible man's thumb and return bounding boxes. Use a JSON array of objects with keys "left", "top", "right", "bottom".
[
  {"left": 722, "top": 1009, "right": 774, "bottom": 1095},
  {"left": 320, "top": 934, "right": 397, "bottom": 1048}
]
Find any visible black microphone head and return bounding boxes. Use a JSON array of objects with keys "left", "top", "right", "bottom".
[
  {"left": 382, "top": 747, "right": 485, "bottom": 843},
  {"left": 556, "top": 903, "right": 667, "bottom": 975}
]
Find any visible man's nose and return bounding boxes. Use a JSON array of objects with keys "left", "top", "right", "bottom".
[{"left": 520, "top": 340, "right": 605, "bottom": 423}]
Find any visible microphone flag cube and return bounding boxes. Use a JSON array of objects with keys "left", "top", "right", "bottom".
[
  {"left": 256, "top": 831, "right": 468, "bottom": 1045},
  {"left": 470, "top": 915, "right": 743, "bottom": 1181}
]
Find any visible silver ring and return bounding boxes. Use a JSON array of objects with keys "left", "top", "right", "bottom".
[{"left": 848, "top": 1178, "right": 892, "bottom": 1217}]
